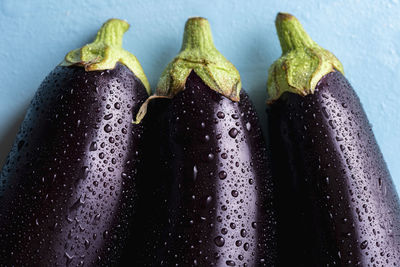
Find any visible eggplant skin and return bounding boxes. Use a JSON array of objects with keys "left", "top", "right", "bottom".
[
  {"left": 268, "top": 71, "right": 400, "bottom": 266},
  {"left": 135, "top": 72, "right": 276, "bottom": 266},
  {"left": 0, "top": 63, "right": 147, "bottom": 266}
]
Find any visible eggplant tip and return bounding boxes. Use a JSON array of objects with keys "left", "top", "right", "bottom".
[
  {"left": 105, "top": 18, "right": 130, "bottom": 28},
  {"left": 276, "top": 12, "right": 295, "bottom": 21},
  {"left": 187, "top": 16, "right": 208, "bottom": 22}
]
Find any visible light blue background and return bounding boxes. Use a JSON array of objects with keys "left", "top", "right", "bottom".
[{"left": 1, "top": 0, "right": 399, "bottom": 190}]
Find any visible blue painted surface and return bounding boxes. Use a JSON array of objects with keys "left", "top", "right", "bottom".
[{"left": 0, "top": 0, "right": 399, "bottom": 190}]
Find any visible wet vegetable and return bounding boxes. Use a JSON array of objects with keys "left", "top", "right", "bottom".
[
  {"left": 133, "top": 17, "right": 276, "bottom": 266},
  {"left": 267, "top": 12, "right": 400, "bottom": 266},
  {"left": 0, "top": 19, "right": 149, "bottom": 266}
]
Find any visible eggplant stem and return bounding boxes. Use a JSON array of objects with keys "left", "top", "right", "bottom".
[
  {"left": 156, "top": 17, "right": 241, "bottom": 102},
  {"left": 93, "top": 19, "right": 127, "bottom": 48},
  {"left": 275, "top": 13, "right": 315, "bottom": 54}
]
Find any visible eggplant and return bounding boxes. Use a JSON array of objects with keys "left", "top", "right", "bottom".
[
  {"left": 267, "top": 13, "right": 400, "bottom": 266},
  {"left": 134, "top": 17, "right": 276, "bottom": 266},
  {"left": 0, "top": 19, "right": 150, "bottom": 266}
]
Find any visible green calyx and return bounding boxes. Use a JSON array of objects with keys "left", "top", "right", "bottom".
[
  {"left": 267, "top": 12, "right": 344, "bottom": 103},
  {"left": 157, "top": 17, "right": 241, "bottom": 101},
  {"left": 60, "top": 18, "right": 150, "bottom": 94}
]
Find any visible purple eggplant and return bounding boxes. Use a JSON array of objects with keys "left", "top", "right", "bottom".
[
  {"left": 133, "top": 17, "right": 276, "bottom": 266},
  {"left": 0, "top": 19, "right": 150, "bottom": 266},
  {"left": 267, "top": 13, "right": 400, "bottom": 266}
]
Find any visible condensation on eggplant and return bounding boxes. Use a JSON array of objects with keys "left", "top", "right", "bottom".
[
  {"left": 0, "top": 63, "right": 148, "bottom": 266},
  {"left": 134, "top": 72, "right": 276, "bottom": 266},
  {"left": 268, "top": 71, "right": 400, "bottom": 266}
]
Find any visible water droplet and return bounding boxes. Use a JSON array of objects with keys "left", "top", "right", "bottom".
[
  {"left": 336, "top": 136, "right": 344, "bottom": 141},
  {"left": 84, "top": 239, "right": 90, "bottom": 249},
  {"left": 104, "top": 114, "right": 113, "bottom": 120},
  {"left": 217, "top": 112, "right": 225, "bottom": 119},
  {"left": 81, "top": 166, "right": 90, "bottom": 179},
  {"left": 231, "top": 190, "right": 239, "bottom": 197},
  {"left": 229, "top": 128, "right": 239, "bottom": 138},
  {"left": 246, "top": 122, "right": 251, "bottom": 131},
  {"left": 322, "top": 107, "right": 330, "bottom": 118},
  {"left": 240, "top": 229, "right": 247, "bottom": 237},
  {"left": 219, "top": 171, "right": 227, "bottom": 180},
  {"left": 214, "top": 236, "right": 225, "bottom": 247},
  {"left": 103, "top": 230, "right": 109, "bottom": 239},
  {"left": 226, "top": 260, "right": 236, "bottom": 266},
  {"left": 193, "top": 165, "right": 198, "bottom": 180},
  {"left": 114, "top": 102, "right": 121, "bottom": 109},
  {"left": 104, "top": 124, "right": 112, "bottom": 133},
  {"left": 89, "top": 142, "right": 98, "bottom": 151},
  {"left": 328, "top": 120, "right": 336, "bottom": 129},
  {"left": 360, "top": 240, "right": 368, "bottom": 249}
]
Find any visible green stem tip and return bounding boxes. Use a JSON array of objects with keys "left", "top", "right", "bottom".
[
  {"left": 181, "top": 17, "right": 215, "bottom": 51},
  {"left": 275, "top": 12, "right": 315, "bottom": 54},
  {"left": 93, "top": 18, "right": 129, "bottom": 48},
  {"left": 155, "top": 17, "right": 241, "bottom": 101},
  {"left": 267, "top": 12, "right": 344, "bottom": 103},
  {"left": 61, "top": 18, "right": 150, "bottom": 94}
]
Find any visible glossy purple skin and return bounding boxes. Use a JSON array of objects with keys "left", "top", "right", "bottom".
[
  {"left": 268, "top": 71, "right": 400, "bottom": 266},
  {"left": 0, "top": 63, "right": 148, "bottom": 266},
  {"left": 136, "top": 72, "right": 276, "bottom": 266}
]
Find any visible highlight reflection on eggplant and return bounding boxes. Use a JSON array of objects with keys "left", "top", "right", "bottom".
[
  {"left": 134, "top": 17, "right": 276, "bottom": 266},
  {"left": 0, "top": 19, "right": 149, "bottom": 266},
  {"left": 267, "top": 13, "right": 400, "bottom": 266}
]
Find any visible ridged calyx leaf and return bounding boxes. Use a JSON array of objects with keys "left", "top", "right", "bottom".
[
  {"left": 267, "top": 13, "right": 344, "bottom": 103},
  {"left": 157, "top": 17, "right": 241, "bottom": 100},
  {"left": 61, "top": 18, "right": 150, "bottom": 94},
  {"left": 134, "top": 17, "right": 241, "bottom": 124}
]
